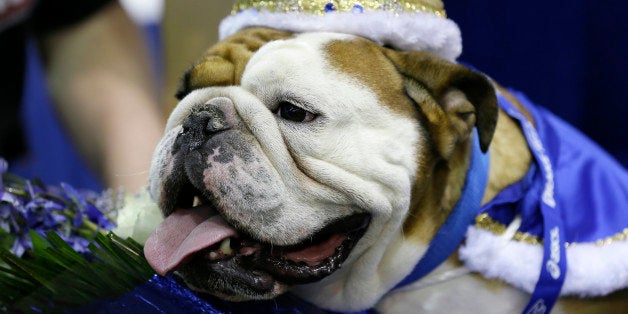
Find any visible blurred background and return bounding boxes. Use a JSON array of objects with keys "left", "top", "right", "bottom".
[{"left": 12, "top": 0, "right": 627, "bottom": 191}]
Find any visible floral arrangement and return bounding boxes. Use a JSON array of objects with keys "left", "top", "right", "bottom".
[
  {"left": 0, "top": 159, "right": 339, "bottom": 313},
  {"left": 0, "top": 159, "right": 155, "bottom": 312}
]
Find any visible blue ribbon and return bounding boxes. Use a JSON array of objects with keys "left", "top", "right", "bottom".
[
  {"left": 498, "top": 94, "right": 567, "bottom": 314},
  {"left": 394, "top": 129, "right": 490, "bottom": 289}
]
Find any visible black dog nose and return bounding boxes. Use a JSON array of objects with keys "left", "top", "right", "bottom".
[
  {"left": 173, "top": 97, "right": 234, "bottom": 153},
  {"left": 182, "top": 109, "right": 228, "bottom": 135}
]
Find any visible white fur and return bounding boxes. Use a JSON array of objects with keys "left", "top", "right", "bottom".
[
  {"left": 460, "top": 225, "right": 628, "bottom": 297},
  {"left": 219, "top": 9, "right": 462, "bottom": 61},
  {"left": 148, "top": 126, "right": 178, "bottom": 202}
]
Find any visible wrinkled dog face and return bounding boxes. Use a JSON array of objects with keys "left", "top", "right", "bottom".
[{"left": 145, "top": 30, "right": 424, "bottom": 301}]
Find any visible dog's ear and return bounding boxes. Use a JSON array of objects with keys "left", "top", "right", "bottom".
[
  {"left": 175, "top": 27, "right": 294, "bottom": 100},
  {"left": 381, "top": 49, "right": 498, "bottom": 157}
]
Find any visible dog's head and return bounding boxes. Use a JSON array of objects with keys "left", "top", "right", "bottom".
[{"left": 145, "top": 27, "right": 497, "bottom": 309}]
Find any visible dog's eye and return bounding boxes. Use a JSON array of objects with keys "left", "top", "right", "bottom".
[{"left": 276, "top": 101, "right": 316, "bottom": 122}]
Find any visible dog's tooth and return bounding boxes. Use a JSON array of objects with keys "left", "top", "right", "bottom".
[
  {"left": 220, "top": 238, "right": 232, "bottom": 255},
  {"left": 209, "top": 251, "right": 219, "bottom": 260},
  {"left": 193, "top": 196, "right": 201, "bottom": 207}
]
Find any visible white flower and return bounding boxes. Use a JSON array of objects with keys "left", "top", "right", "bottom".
[{"left": 112, "top": 188, "right": 162, "bottom": 244}]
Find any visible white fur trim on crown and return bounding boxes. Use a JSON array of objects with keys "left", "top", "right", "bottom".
[
  {"left": 459, "top": 225, "right": 628, "bottom": 297},
  {"left": 219, "top": 9, "right": 462, "bottom": 61}
]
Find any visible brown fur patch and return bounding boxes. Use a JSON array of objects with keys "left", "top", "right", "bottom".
[
  {"left": 497, "top": 85, "right": 535, "bottom": 126},
  {"left": 403, "top": 140, "right": 471, "bottom": 243},
  {"left": 396, "top": 88, "right": 475, "bottom": 244},
  {"left": 324, "top": 38, "right": 417, "bottom": 119},
  {"left": 482, "top": 108, "right": 532, "bottom": 203},
  {"left": 381, "top": 49, "right": 498, "bottom": 153},
  {"left": 402, "top": 100, "right": 533, "bottom": 242},
  {"left": 176, "top": 27, "right": 294, "bottom": 99}
]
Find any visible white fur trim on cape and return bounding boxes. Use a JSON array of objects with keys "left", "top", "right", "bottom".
[
  {"left": 219, "top": 9, "right": 462, "bottom": 61},
  {"left": 459, "top": 225, "right": 628, "bottom": 297}
]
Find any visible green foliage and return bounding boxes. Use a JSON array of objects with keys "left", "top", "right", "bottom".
[{"left": 0, "top": 231, "right": 153, "bottom": 313}]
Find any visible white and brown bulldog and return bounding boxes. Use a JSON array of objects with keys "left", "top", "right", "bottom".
[{"left": 144, "top": 28, "right": 627, "bottom": 313}]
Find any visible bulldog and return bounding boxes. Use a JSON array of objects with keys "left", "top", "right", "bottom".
[{"left": 144, "top": 27, "right": 627, "bottom": 313}]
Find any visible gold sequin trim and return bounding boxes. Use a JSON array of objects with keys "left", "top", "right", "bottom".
[
  {"left": 475, "top": 213, "right": 543, "bottom": 245},
  {"left": 232, "top": 0, "right": 446, "bottom": 17},
  {"left": 475, "top": 213, "right": 507, "bottom": 235},
  {"left": 594, "top": 228, "right": 628, "bottom": 247},
  {"left": 512, "top": 230, "right": 542, "bottom": 246},
  {"left": 474, "top": 214, "right": 628, "bottom": 247}
]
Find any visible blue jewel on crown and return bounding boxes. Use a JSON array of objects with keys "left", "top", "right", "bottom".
[
  {"left": 324, "top": 2, "right": 337, "bottom": 13},
  {"left": 352, "top": 4, "right": 364, "bottom": 13}
]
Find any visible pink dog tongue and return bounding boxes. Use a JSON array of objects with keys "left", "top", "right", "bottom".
[{"left": 144, "top": 206, "right": 237, "bottom": 276}]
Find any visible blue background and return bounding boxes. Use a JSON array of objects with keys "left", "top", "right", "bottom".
[
  {"left": 11, "top": 0, "right": 627, "bottom": 191},
  {"left": 447, "top": 1, "right": 627, "bottom": 166}
]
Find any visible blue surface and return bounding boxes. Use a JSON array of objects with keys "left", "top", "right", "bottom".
[{"left": 73, "top": 275, "right": 346, "bottom": 314}]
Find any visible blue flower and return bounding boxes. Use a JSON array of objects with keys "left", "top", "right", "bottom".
[
  {"left": 59, "top": 233, "right": 91, "bottom": 253},
  {"left": 87, "top": 203, "right": 116, "bottom": 230},
  {"left": 2, "top": 159, "right": 117, "bottom": 257},
  {"left": 10, "top": 234, "right": 31, "bottom": 257}
]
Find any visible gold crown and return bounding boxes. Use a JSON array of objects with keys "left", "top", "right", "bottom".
[{"left": 232, "top": 0, "right": 446, "bottom": 17}]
